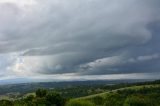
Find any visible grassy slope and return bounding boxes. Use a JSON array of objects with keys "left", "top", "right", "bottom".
[{"left": 76, "top": 84, "right": 160, "bottom": 100}]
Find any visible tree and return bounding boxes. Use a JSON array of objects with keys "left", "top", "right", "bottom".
[
  {"left": 46, "top": 91, "right": 65, "bottom": 106},
  {"left": 36, "top": 88, "right": 47, "bottom": 98}
]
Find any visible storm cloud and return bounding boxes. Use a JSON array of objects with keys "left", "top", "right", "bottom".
[{"left": 0, "top": 0, "right": 160, "bottom": 81}]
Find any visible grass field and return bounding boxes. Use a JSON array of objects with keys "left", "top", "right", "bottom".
[{"left": 76, "top": 84, "right": 160, "bottom": 100}]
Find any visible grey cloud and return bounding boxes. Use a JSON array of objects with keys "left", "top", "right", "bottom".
[
  {"left": 0, "top": 0, "right": 160, "bottom": 78},
  {"left": 137, "top": 54, "right": 159, "bottom": 61},
  {"left": 0, "top": 0, "right": 159, "bottom": 54}
]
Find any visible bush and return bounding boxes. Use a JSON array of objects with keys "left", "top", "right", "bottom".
[{"left": 66, "top": 100, "right": 95, "bottom": 106}]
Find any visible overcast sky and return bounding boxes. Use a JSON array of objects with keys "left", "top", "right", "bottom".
[{"left": 0, "top": 0, "right": 160, "bottom": 83}]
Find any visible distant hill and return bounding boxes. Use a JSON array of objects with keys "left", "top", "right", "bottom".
[{"left": 0, "top": 79, "right": 155, "bottom": 95}]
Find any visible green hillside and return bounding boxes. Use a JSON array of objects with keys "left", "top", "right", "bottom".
[
  {"left": 0, "top": 80, "right": 160, "bottom": 106},
  {"left": 72, "top": 84, "right": 160, "bottom": 106},
  {"left": 77, "top": 84, "right": 160, "bottom": 99}
]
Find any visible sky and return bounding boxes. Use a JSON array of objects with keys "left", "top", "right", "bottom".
[{"left": 0, "top": 0, "right": 160, "bottom": 84}]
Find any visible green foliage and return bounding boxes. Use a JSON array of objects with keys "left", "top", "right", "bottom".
[
  {"left": 78, "top": 85, "right": 160, "bottom": 106},
  {"left": 24, "top": 95, "right": 35, "bottom": 102},
  {"left": 34, "top": 98, "right": 47, "bottom": 106},
  {"left": 12, "top": 90, "right": 66, "bottom": 106},
  {"left": 66, "top": 100, "right": 95, "bottom": 106},
  {"left": 123, "top": 95, "right": 155, "bottom": 106},
  {"left": 23, "top": 95, "right": 35, "bottom": 106},
  {"left": 89, "top": 96, "right": 104, "bottom": 105},
  {"left": 46, "top": 91, "right": 65, "bottom": 106},
  {"left": 0, "top": 99, "right": 13, "bottom": 106},
  {"left": 104, "top": 93, "right": 124, "bottom": 106},
  {"left": 36, "top": 89, "right": 47, "bottom": 98}
]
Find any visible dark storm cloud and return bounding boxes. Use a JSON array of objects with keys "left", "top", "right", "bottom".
[{"left": 0, "top": 0, "right": 160, "bottom": 77}]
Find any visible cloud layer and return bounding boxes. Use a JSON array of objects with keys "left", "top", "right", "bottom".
[{"left": 0, "top": 0, "right": 160, "bottom": 81}]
